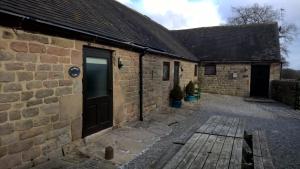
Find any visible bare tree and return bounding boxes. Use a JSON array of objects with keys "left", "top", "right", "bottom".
[{"left": 227, "top": 3, "right": 298, "bottom": 65}]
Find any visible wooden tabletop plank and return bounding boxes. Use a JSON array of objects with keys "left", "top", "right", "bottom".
[
  {"left": 189, "top": 135, "right": 218, "bottom": 169},
  {"left": 212, "top": 116, "right": 227, "bottom": 135},
  {"left": 235, "top": 119, "right": 245, "bottom": 138},
  {"left": 259, "top": 130, "right": 275, "bottom": 169},
  {"left": 176, "top": 134, "right": 210, "bottom": 169},
  {"left": 229, "top": 138, "right": 243, "bottom": 169},
  {"left": 202, "top": 136, "right": 226, "bottom": 169},
  {"left": 252, "top": 130, "right": 262, "bottom": 157},
  {"left": 196, "top": 116, "right": 218, "bottom": 133},
  {"left": 254, "top": 156, "right": 264, "bottom": 169},
  {"left": 205, "top": 116, "right": 222, "bottom": 134},
  {"left": 215, "top": 137, "right": 235, "bottom": 169},
  {"left": 219, "top": 117, "right": 235, "bottom": 136},
  {"left": 163, "top": 133, "right": 201, "bottom": 169},
  {"left": 227, "top": 118, "right": 239, "bottom": 137},
  {"left": 259, "top": 130, "right": 271, "bottom": 158}
]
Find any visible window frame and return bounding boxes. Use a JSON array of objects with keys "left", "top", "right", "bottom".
[
  {"left": 204, "top": 64, "right": 217, "bottom": 75},
  {"left": 162, "top": 62, "right": 170, "bottom": 81}
]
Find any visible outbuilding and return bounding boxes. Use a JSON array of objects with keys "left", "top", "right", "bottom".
[{"left": 0, "top": 0, "right": 281, "bottom": 168}]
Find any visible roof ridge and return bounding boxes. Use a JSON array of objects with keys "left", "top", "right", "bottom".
[{"left": 171, "top": 22, "right": 278, "bottom": 32}]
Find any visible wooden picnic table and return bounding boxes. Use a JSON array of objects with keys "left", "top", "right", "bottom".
[{"left": 163, "top": 115, "right": 246, "bottom": 169}]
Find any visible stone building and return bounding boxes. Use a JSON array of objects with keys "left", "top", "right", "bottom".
[
  {"left": 0, "top": 0, "right": 280, "bottom": 168},
  {"left": 172, "top": 24, "right": 282, "bottom": 97}
]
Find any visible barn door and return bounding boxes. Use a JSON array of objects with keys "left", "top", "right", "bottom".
[{"left": 250, "top": 65, "right": 270, "bottom": 98}]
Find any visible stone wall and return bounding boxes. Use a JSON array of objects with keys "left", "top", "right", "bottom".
[
  {"left": 143, "top": 55, "right": 198, "bottom": 114},
  {"left": 0, "top": 26, "right": 198, "bottom": 168},
  {"left": 199, "top": 63, "right": 281, "bottom": 97},
  {"left": 270, "top": 63, "right": 281, "bottom": 81},
  {"left": 271, "top": 80, "right": 300, "bottom": 109},
  {"left": 199, "top": 64, "right": 251, "bottom": 96},
  {"left": 0, "top": 26, "right": 82, "bottom": 168}
]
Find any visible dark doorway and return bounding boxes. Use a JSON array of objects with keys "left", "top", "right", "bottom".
[
  {"left": 250, "top": 65, "right": 270, "bottom": 98},
  {"left": 82, "top": 47, "right": 113, "bottom": 137},
  {"left": 174, "top": 61, "right": 180, "bottom": 85}
]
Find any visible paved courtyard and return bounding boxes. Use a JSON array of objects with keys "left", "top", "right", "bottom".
[
  {"left": 35, "top": 93, "right": 300, "bottom": 169},
  {"left": 122, "top": 93, "right": 300, "bottom": 169}
]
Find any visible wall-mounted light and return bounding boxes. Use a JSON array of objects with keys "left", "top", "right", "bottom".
[
  {"left": 118, "top": 57, "right": 124, "bottom": 69},
  {"left": 180, "top": 66, "right": 184, "bottom": 72}
]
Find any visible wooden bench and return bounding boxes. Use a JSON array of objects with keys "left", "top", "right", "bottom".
[
  {"left": 163, "top": 115, "right": 245, "bottom": 169},
  {"left": 252, "top": 130, "right": 275, "bottom": 169}
]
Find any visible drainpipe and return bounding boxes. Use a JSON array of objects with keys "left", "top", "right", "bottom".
[
  {"left": 139, "top": 48, "right": 148, "bottom": 121},
  {"left": 280, "top": 62, "right": 283, "bottom": 80}
]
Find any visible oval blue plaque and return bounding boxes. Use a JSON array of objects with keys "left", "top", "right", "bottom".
[{"left": 68, "top": 66, "right": 80, "bottom": 78}]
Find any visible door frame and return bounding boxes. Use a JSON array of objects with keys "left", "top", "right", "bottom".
[
  {"left": 174, "top": 61, "right": 180, "bottom": 86},
  {"left": 82, "top": 46, "right": 113, "bottom": 137},
  {"left": 250, "top": 64, "right": 270, "bottom": 98}
]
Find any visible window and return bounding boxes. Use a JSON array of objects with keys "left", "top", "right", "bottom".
[
  {"left": 204, "top": 64, "right": 216, "bottom": 75},
  {"left": 194, "top": 65, "right": 198, "bottom": 76},
  {"left": 163, "top": 62, "right": 170, "bottom": 81}
]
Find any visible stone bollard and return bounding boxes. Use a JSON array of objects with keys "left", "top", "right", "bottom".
[{"left": 105, "top": 146, "right": 114, "bottom": 160}]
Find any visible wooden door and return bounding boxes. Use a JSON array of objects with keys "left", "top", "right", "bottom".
[
  {"left": 174, "top": 61, "right": 180, "bottom": 85},
  {"left": 250, "top": 65, "right": 270, "bottom": 98},
  {"left": 83, "top": 47, "right": 113, "bottom": 137}
]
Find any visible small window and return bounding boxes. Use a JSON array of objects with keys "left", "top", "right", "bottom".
[
  {"left": 163, "top": 62, "right": 170, "bottom": 81},
  {"left": 204, "top": 64, "right": 216, "bottom": 75},
  {"left": 194, "top": 65, "right": 198, "bottom": 76}
]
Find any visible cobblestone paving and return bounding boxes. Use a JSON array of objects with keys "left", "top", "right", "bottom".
[
  {"left": 70, "top": 93, "right": 300, "bottom": 169},
  {"left": 122, "top": 93, "right": 300, "bottom": 169}
]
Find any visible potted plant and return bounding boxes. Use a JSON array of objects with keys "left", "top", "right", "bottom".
[
  {"left": 185, "top": 81, "right": 196, "bottom": 101},
  {"left": 170, "top": 85, "right": 184, "bottom": 108},
  {"left": 194, "top": 81, "right": 201, "bottom": 100}
]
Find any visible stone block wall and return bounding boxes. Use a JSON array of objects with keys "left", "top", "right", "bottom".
[
  {"left": 271, "top": 80, "right": 300, "bottom": 109},
  {"left": 0, "top": 26, "right": 82, "bottom": 168},
  {"left": 270, "top": 63, "right": 281, "bottom": 81},
  {"left": 199, "top": 63, "right": 281, "bottom": 97},
  {"left": 199, "top": 64, "right": 251, "bottom": 96},
  {"left": 0, "top": 26, "right": 198, "bottom": 168},
  {"left": 143, "top": 55, "right": 198, "bottom": 114},
  {"left": 0, "top": 26, "right": 141, "bottom": 168}
]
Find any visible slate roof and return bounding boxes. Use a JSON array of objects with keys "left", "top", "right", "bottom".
[
  {"left": 171, "top": 23, "right": 281, "bottom": 62},
  {"left": 0, "top": 0, "right": 197, "bottom": 61},
  {"left": 0, "top": 1, "right": 281, "bottom": 63}
]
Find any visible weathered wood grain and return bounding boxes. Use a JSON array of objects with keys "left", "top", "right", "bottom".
[
  {"left": 235, "top": 119, "right": 245, "bottom": 138},
  {"left": 163, "top": 133, "right": 201, "bottom": 169},
  {"left": 219, "top": 117, "right": 235, "bottom": 136},
  {"left": 215, "top": 137, "right": 234, "bottom": 169},
  {"left": 259, "top": 130, "right": 275, "bottom": 169},
  {"left": 229, "top": 138, "right": 243, "bottom": 169},
  {"left": 252, "top": 130, "right": 261, "bottom": 157},
  {"left": 227, "top": 118, "right": 239, "bottom": 137},
  {"left": 202, "top": 136, "right": 226, "bottom": 169},
  {"left": 189, "top": 135, "right": 218, "bottom": 169},
  {"left": 176, "top": 134, "right": 209, "bottom": 169}
]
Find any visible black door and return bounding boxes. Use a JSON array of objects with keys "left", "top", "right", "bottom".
[
  {"left": 174, "top": 62, "right": 180, "bottom": 85},
  {"left": 83, "top": 47, "right": 113, "bottom": 137},
  {"left": 250, "top": 65, "right": 270, "bottom": 97}
]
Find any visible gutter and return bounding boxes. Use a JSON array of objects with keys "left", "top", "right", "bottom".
[
  {"left": 0, "top": 9, "right": 198, "bottom": 63},
  {"left": 200, "top": 60, "right": 282, "bottom": 64},
  {"left": 139, "top": 48, "right": 148, "bottom": 121}
]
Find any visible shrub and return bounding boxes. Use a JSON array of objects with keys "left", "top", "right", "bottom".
[
  {"left": 170, "top": 85, "right": 183, "bottom": 100},
  {"left": 185, "top": 81, "right": 195, "bottom": 96}
]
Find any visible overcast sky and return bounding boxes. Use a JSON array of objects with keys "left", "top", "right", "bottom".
[{"left": 116, "top": 0, "right": 300, "bottom": 69}]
